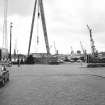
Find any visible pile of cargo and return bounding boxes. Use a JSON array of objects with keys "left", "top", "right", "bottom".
[
  {"left": 48, "top": 56, "right": 63, "bottom": 64},
  {"left": 87, "top": 54, "right": 105, "bottom": 67}
]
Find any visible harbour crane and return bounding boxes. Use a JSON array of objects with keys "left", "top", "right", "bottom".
[
  {"left": 87, "top": 25, "right": 96, "bottom": 57},
  {"left": 86, "top": 25, "right": 105, "bottom": 67},
  {"left": 28, "top": 0, "right": 50, "bottom": 56},
  {"left": 80, "top": 41, "right": 87, "bottom": 61},
  {"left": 54, "top": 41, "right": 58, "bottom": 55},
  {"left": 70, "top": 46, "right": 74, "bottom": 55},
  {"left": 80, "top": 41, "right": 86, "bottom": 55}
]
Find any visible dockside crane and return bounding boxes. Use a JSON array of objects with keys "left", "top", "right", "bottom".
[
  {"left": 87, "top": 25, "right": 96, "bottom": 57},
  {"left": 54, "top": 41, "right": 58, "bottom": 55},
  {"left": 70, "top": 46, "right": 74, "bottom": 55},
  {"left": 38, "top": 0, "right": 50, "bottom": 55},
  {"left": 80, "top": 41, "right": 87, "bottom": 61},
  {"left": 80, "top": 41, "right": 86, "bottom": 55},
  {"left": 28, "top": 0, "right": 50, "bottom": 56},
  {"left": 86, "top": 25, "right": 105, "bottom": 67}
]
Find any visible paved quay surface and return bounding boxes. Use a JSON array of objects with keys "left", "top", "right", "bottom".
[{"left": 0, "top": 63, "right": 105, "bottom": 105}]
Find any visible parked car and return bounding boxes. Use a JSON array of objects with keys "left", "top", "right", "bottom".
[{"left": 0, "top": 65, "right": 9, "bottom": 86}]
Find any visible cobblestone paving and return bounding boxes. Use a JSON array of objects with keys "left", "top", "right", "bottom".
[{"left": 0, "top": 63, "right": 105, "bottom": 105}]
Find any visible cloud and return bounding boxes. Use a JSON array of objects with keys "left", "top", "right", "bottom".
[
  {"left": 0, "top": 0, "right": 105, "bottom": 54},
  {"left": 8, "top": 0, "right": 34, "bottom": 16},
  {"left": 7, "top": 15, "right": 31, "bottom": 54}
]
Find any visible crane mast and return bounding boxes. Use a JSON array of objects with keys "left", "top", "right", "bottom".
[
  {"left": 87, "top": 25, "right": 96, "bottom": 57},
  {"left": 38, "top": 0, "right": 50, "bottom": 55},
  {"left": 28, "top": 0, "right": 37, "bottom": 56},
  {"left": 28, "top": 0, "right": 50, "bottom": 56}
]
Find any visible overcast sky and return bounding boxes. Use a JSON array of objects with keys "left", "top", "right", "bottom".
[{"left": 0, "top": 0, "right": 105, "bottom": 54}]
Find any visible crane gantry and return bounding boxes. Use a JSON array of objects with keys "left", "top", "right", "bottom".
[
  {"left": 28, "top": 0, "right": 50, "bottom": 56},
  {"left": 87, "top": 25, "right": 96, "bottom": 57}
]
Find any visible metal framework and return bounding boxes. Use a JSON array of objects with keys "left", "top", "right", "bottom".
[
  {"left": 87, "top": 25, "right": 96, "bottom": 57},
  {"left": 28, "top": 0, "right": 50, "bottom": 56}
]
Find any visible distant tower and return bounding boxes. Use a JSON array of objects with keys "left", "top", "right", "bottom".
[
  {"left": 14, "top": 39, "right": 17, "bottom": 56},
  {"left": 3, "top": 0, "right": 8, "bottom": 49},
  {"left": 70, "top": 46, "right": 74, "bottom": 55}
]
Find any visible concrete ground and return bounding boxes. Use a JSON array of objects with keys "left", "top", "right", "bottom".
[{"left": 0, "top": 63, "right": 105, "bottom": 105}]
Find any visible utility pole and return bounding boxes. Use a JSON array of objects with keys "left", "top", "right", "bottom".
[{"left": 9, "top": 22, "right": 13, "bottom": 61}]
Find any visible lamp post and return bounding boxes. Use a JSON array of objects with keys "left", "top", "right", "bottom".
[{"left": 9, "top": 22, "right": 13, "bottom": 61}]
